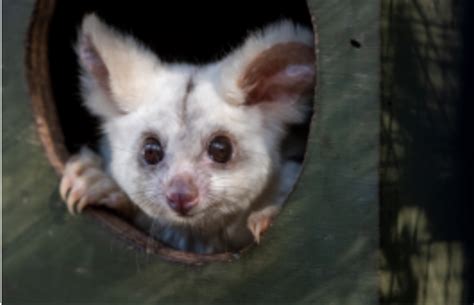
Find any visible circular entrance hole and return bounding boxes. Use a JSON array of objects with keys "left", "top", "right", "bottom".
[{"left": 26, "top": 0, "right": 316, "bottom": 264}]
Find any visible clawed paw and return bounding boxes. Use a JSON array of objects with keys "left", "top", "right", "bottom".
[
  {"left": 59, "top": 147, "right": 131, "bottom": 216},
  {"left": 247, "top": 206, "right": 280, "bottom": 244}
]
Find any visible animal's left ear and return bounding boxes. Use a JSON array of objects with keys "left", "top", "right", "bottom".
[{"left": 219, "top": 21, "right": 315, "bottom": 123}]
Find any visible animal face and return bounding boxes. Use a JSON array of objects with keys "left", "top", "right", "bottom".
[{"left": 77, "top": 14, "right": 315, "bottom": 228}]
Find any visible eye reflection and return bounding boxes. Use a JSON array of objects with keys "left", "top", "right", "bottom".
[
  {"left": 208, "top": 135, "right": 233, "bottom": 163},
  {"left": 142, "top": 137, "right": 164, "bottom": 165}
]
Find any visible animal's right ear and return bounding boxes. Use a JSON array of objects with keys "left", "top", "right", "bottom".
[
  {"left": 77, "top": 14, "right": 161, "bottom": 119},
  {"left": 217, "top": 21, "right": 315, "bottom": 125}
]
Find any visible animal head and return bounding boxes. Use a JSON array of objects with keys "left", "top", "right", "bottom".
[{"left": 77, "top": 14, "right": 315, "bottom": 228}]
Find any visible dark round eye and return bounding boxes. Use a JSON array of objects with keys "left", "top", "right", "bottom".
[
  {"left": 142, "top": 137, "right": 164, "bottom": 165},
  {"left": 208, "top": 135, "right": 233, "bottom": 163}
]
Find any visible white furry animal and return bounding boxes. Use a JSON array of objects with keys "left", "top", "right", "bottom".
[{"left": 60, "top": 14, "right": 315, "bottom": 254}]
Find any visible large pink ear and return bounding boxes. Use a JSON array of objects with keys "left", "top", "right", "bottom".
[
  {"left": 219, "top": 21, "right": 315, "bottom": 123},
  {"left": 239, "top": 42, "right": 315, "bottom": 105},
  {"left": 78, "top": 33, "right": 110, "bottom": 94},
  {"left": 77, "top": 14, "right": 161, "bottom": 119}
]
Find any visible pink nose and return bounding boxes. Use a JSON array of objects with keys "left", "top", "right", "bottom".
[{"left": 166, "top": 176, "right": 198, "bottom": 215}]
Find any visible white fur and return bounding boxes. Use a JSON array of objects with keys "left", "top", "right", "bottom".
[{"left": 77, "top": 14, "right": 314, "bottom": 253}]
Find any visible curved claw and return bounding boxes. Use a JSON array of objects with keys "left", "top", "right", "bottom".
[
  {"left": 60, "top": 175, "right": 72, "bottom": 201},
  {"left": 58, "top": 148, "right": 133, "bottom": 218},
  {"left": 247, "top": 206, "right": 280, "bottom": 244}
]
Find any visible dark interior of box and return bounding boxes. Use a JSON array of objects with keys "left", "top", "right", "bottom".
[{"left": 48, "top": 0, "right": 313, "bottom": 153}]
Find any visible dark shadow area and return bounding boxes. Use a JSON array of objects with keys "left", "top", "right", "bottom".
[
  {"left": 47, "top": 0, "right": 312, "bottom": 152},
  {"left": 458, "top": 0, "right": 474, "bottom": 301},
  {"left": 380, "top": 0, "right": 473, "bottom": 303}
]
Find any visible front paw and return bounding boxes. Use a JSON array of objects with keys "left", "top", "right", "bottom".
[
  {"left": 247, "top": 206, "right": 280, "bottom": 244},
  {"left": 59, "top": 147, "right": 132, "bottom": 217}
]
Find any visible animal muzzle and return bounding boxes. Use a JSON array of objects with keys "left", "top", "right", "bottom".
[{"left": 166, "top": 175, "right": 199, "bottom": 216}]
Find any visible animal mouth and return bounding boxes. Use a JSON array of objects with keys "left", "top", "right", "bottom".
[{"left": 174, "top": 210, "right": 193, "bottom": 217}]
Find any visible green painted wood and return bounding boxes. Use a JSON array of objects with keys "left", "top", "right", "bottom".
[
  {"left": 380, "top": 1, "right": 472, "bottom": 304},
  {"left": 3, "top": 0, "right": 379, "bottom": 304}
]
